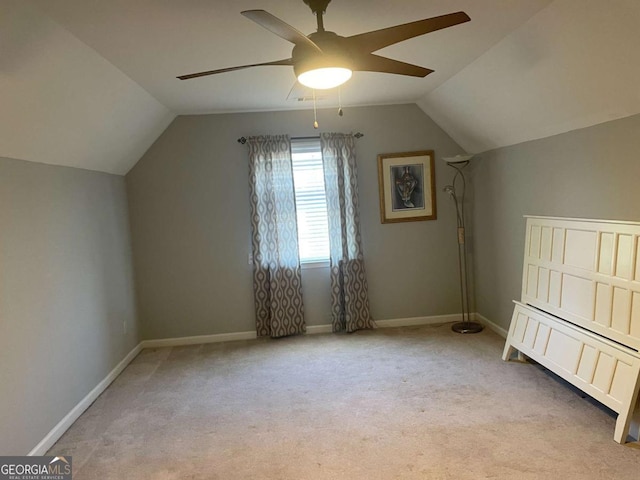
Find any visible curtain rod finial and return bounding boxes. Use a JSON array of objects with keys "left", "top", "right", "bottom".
[{"left": 237, "top": 137, "right": 247, "bottom": 144}]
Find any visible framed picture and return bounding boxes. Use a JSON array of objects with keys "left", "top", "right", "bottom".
[{"left": 377, "top": 150, "right": 436, "bottom": 223}]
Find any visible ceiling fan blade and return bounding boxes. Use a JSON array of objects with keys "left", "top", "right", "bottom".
[
  {"left": 177, "top": 58, "right": 293, "bottom": 80},
  {"left": 345, "top": 11, "right": 470, "bottom": 53},
  {"left": 351, "top": 54, "right": 433, "bottom": 77},
  {"left": 241, "top": 10, "right": 322, "bottom": 53}
]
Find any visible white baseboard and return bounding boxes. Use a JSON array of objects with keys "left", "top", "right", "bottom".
[
  {"left": 305, "top": 313, "right": 463, "bottom": 334},
  {"left": 473, "top": 312, "right": 509, "bottom": 338},
  {"left": 375, "top": 313, "right": 461, "bottom": 329},
  {"left": 141, "top": 330, "right": 257, "bottom": 349},
  {"left": 306, "top": 324, "right": 333, "bottom": 334},
  {"left": 141, "top": 314, "right": 492, "bottom": 343},
  {"left": 32, "top": 311, "right": 506, "bottom": 456},
  {"left": 28, "top": 343, "right": 143, "bottom": 456},
  {"left": 142, "top": 314, "right": 468, "bottom": 343}
]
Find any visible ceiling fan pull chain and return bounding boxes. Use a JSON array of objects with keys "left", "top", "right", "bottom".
[
  {"left": 313, "top": 89, "right": 319, "bottom": 129},
  {"left": 338, "top": 86, "right": 344, "bottom": 117}
]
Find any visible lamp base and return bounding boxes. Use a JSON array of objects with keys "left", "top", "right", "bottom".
[{"left": 451, "top": 321, "right": 484, "bottom": 334}]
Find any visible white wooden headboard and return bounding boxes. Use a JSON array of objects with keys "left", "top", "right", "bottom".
[
  {"left": 503, "top": 216, "right": 640, "bottom": 443},
  {"left": 522, "top": 216, "right": 640, "bottom": 350}
]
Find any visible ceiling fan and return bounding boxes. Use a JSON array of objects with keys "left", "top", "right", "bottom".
[{"left": 177, "top": 0, "right": 470, "bottom": 90}]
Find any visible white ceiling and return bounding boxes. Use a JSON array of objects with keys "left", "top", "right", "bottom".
[
  {"left": 3, "top": 0, "right": 639, "bottom": 175},
  {"left": 1, "top": 0, "right": 174, "bottom": 175},
  {"left": 419, "top": 0, "right": 640, "bottom": 153},
  {"left": 29, "top": 0, "right": 550, "bottom": 114}
]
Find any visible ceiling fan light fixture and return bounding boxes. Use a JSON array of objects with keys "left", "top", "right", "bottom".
[
  {"left": 297, "top": 66, "right": 352, "bottom": 89},
  {"left": 178, "top": 4, "right": 472, "bottom": 92}
]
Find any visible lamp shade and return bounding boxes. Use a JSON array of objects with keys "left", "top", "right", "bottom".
[{"left": 443, "top": 154, "right": 474, "bottom": 165}]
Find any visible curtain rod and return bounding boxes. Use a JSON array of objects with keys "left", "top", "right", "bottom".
[{"left": 237, "top": 132, "right": 364, "bottom": 145}]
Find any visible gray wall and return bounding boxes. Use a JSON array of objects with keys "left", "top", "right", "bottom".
[
  {"left": 126, "top": 104, "right": 467, "bottom": 340},
  {"left": 472, "top": 113, "right": 640, "bottom": 329},
  {"left": 0, "top": 157, "right": 139, "bottom": 455}
]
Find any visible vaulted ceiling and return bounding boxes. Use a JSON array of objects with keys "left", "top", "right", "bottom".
[
  {"left": 2, "top": 0, "right": 639, "bottom": 175},
  {"left": 419, "top": 0, "right": 640, "bottom": 153}
]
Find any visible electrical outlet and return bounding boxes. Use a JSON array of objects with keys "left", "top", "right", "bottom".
[{"left": 248, "top": 253, "right": 253, "bottom": 265}]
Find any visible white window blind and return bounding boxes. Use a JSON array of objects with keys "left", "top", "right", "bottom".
[{"left": 291, "top": 138, "right": 330, "bottom": 263}]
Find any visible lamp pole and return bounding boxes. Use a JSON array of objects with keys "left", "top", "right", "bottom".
[{"left": 443, "top": 156, "right": 483, "bottom": 334}]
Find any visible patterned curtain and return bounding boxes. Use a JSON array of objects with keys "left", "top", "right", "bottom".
[
  {"left": 321, "top": 133, "right": 374, "bottom": 333},
  {"left": 247, "top": 135, "right": 305, "bottom": 338}
]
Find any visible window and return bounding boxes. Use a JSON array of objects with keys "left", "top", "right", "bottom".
[{"left": 291, "top": 138, "right": 330, "bottom": 264}]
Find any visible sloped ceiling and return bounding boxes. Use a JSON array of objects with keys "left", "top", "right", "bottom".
[
  {"left": 2, "top": 1, "right": 638, "bottom": 174},
  {"left": 0, "top": 0, "right": 174, "bottom": 175},
  {"left": 418, "top": 0, "right": 640, "bottom": 153}
]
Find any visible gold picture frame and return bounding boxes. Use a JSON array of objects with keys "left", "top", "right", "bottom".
[{"left": 377, "top": 150, "right": 436, "bottom": 223}]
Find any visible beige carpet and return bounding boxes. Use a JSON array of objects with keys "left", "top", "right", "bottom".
[{"left": 48, "top": 324, "right": 640, "bottom": 479}]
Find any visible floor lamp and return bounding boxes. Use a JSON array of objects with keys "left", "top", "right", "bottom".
[{"left": 443, "top": 155, "right": 483, "bottom": 334}]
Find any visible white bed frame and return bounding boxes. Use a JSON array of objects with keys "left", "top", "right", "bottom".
[{"left": 502, "top": 216, "right": 640, "bottom": 443}]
